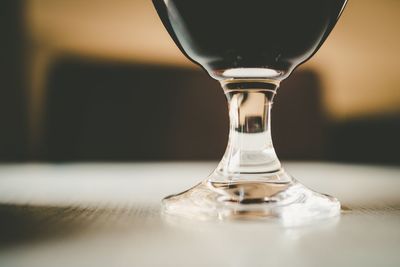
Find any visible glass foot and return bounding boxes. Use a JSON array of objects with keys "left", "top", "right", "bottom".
[{"left": 162, "top": 170, "right": 340, "bottom": 225}]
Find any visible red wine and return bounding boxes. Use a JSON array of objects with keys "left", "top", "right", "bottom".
[{"left": 153, "top": 0, "right": 347, "bottom": 80}]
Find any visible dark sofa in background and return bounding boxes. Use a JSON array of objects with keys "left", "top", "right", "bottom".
[
  {"left": 41, "top": 58, "right": 326, "bottom": 162},
  {"left": 30, "top": 57, "right": 400, "bottom": 165}
]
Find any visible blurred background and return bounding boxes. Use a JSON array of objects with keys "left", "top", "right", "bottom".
[{"left": 1, "top": 0, "right": 399, "bottom": 164}]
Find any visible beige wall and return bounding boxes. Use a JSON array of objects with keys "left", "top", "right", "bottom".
[
  {"left": 306, "top": 0, "right": 400, "bottom": 119},
  {"left": 26, "top": 0, "right": 400, "bottom": 120}
]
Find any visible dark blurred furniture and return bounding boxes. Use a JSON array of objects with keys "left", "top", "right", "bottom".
[
  {"left": 40, "top": 57, "right": 326, "bottom": 161},
  {"left": 38, "top": 57, "right": 400, "bottom": 163}
]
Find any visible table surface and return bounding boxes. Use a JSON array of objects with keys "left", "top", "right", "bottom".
[{"left": 0, "top": 162, "right": 399, "bottom": 267}]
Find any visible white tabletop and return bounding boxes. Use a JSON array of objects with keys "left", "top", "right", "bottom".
[{"left": 0, "top": 162, "right": 399, "bottom": 267}]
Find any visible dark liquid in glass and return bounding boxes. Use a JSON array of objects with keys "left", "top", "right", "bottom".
[{"left": 153, "top": 0, "right": 347, "bottom": 79}]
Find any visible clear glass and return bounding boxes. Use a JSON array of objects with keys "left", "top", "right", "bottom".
[{"left": 153, "top": 0, "right": 348, "bottom": 222}]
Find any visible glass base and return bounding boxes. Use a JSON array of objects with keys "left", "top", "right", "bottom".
[{"left": 162, "top": 170, "right": 340, "bottom": 226}]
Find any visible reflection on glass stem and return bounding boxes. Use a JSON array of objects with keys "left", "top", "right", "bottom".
[{"left": 216, "top": 80, "right": 281, "bottom": 178}]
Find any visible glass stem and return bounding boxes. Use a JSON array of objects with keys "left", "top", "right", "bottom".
[{"left": 213, "top": 80, "right": 283, "bottom": 181}]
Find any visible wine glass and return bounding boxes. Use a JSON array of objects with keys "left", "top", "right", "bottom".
[{"left": 153, "top": 0, "right": 348, "bottom": 222}]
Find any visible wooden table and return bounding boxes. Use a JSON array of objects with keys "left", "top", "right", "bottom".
[{"left": 0, "top": 162, "right": 399, "bottom": 267}]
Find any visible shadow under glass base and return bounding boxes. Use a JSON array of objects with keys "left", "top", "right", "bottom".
[{"left": 162, "top": 169, "right": 340, "bottom": 226}]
